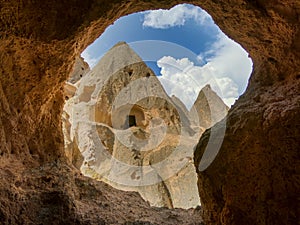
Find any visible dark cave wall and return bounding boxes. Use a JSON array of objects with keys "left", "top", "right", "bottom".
[{"left": 0, "top": 0, "right": 299, "bottom": 224}]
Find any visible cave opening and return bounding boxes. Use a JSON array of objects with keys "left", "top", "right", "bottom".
[
  {"left": 0, "top": 0, "right": 300, "bottom": 225},
  {"left": 1, "top": 0, "right": 297, "bottom": 224},
  {"left": 63, "top": 3, "right": 253, "bottom": 210},
  {"left": 128, "top": 115, "right": 137, "bottom": 127}
]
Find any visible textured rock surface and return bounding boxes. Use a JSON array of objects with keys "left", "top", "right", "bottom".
[
  {"left": 0, "top": 0, "right": 299, "bottom": 224},
  {"left": 68, "top": 56, "right": 90, "bottom": 84},
  {"left": 62, "top": 56, "right": 90, "bottom": 169},
  {"left": 190, "top": 84, "right": 229, "bottom": 130},
  {"left": 64, "top": 42, "right": 202, "bottom": 209},
  {"left": 0, "top": 158, "right": 203, "bottom": 224},
  {"left": 194, "top": 80, "right": 300, "bottom": 225}
]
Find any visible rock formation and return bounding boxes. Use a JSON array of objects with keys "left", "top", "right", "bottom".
[
  {"left": 190, "top": 84, "right": 229, "bottom": 130},
  {"left": 0, "top": 0, "right": 299, "bottom": 224},
  {"left": 68, "top": 56, "right": 90, "bottom": 84},
  {"left": 63, "top": 42, "right": 226, "bottom": 209}
]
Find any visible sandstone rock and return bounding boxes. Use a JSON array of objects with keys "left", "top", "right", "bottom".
[
  {"left": 64, "top": 42, "right": 204, "bottom": 209},
  {"left": 0, "top": 1, "right": 298, "bottom": 224},
  {"left": 170, "top": 95, "right": 197, "bottom": 136},
  {"left": 62, "top": 110, "right": 83, "bottom": 169},
  {"left": 0, "top": 157, "right": 203, "bottom": 225},
  {"left": 190, "top": 84, "right": 229, "bottom": 130},
  {"left": 64, "top": 82, "right": 77, "bottom": 100},
  {"left": 68, "top": 56, "right": 90, "bottom": 84}
]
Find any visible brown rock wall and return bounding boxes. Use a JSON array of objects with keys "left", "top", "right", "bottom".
[{"left": 0, "top": 0, "right": 299, "bottom": 224}]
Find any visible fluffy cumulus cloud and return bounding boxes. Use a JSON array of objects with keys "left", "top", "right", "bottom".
[
  {"left": 157, "top": 56, "right": 239, "bottom": 108},
  {"left": 144, "top": 4, "right": 253, "bottom": 108},
  {"left": 143, "top": 4, "right": 211, "bottom": 29},
  {"left": 200, "top": 33, "right": 253, "bottom": 94},
  {"left": 81, "top": 50, "right": 101, "bottom": 69},
  {"left": 157, "top": 33, "right": 252, "bottom": 109}
]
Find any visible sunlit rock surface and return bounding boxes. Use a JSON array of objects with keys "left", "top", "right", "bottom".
[
  {"left": 63, "top": 42, "right": 227, "bottom": 209},
  {"left": 68, "top": 56, "right": 90, "bottom": 84}
]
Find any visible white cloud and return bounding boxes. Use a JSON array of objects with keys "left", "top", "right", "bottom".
[
  {"left": 81, "top": 4, "right": 252, "bottom": 108},
  {"left": 143, "top": 4, "right": 211, "bottom": 29},
  {"left": 156, "top": 29, "right": 253, "bottom": 109},
  {"left": 157, "top": 55, "right": 241, "bottom": 109},
  {"left": 199, "top": 33, "right": 253, "bottom": 94},
  {"left": 81, "top": 50, "right": 101, "bottom": 69}
]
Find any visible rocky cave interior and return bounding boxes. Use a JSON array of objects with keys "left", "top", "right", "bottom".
[{"left": 0, "top": 0, "right": 299, "bottom": 225}]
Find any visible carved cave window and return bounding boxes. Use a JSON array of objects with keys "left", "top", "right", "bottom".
[{"left": 128, "top": 115, "right": 137, "bottom": 127}]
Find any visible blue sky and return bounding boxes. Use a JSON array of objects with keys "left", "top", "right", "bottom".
[{"left": 82, "top": 4, "right": 253, "bottom": 108}]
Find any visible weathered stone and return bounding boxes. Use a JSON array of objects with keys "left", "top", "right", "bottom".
[
  {"left": 0, "top": 0, "right": 299, "bottom": 224},
  {"left": 68, "top": 56, "right": 90, "bottom": 84},
  {"left": 65, "top": 42, "right": 204, "bottom": 209},
  {"left": 190, "top": 84, "right": 229, "bottom": 130}
]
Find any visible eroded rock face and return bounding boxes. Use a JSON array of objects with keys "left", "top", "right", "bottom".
[
  {"left": 0, "top": 157, "right": 203, "bottom": 224},
  {"left": 191, "top": 84, "right": 229, "bottom": 130},
  {"left": 68, "top": 56, "right": 90, "bottom": 84},
  {"left": 0, "top": 0, "right": 299, "bottom": 224},
  {"left": 194, "top": 80, "right": 300, "bottom": 225},
  {"left": 64, "top": 42, "right": 205, "bottom": 209}
]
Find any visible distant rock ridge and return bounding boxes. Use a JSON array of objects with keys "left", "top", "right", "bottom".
[
  {"left": 190, "top": 84, "right": 229, "bottom": 129},
  {"left": 63, "top": 41, "right": 228, "bottom": 209},
  {"left": 68, "top": 56, "right": 90, "bottom": 84}
]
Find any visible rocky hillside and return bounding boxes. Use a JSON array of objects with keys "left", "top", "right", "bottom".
[
  {"left": 63, "top": 42, "right": 229, "bottom": 209},
  {"left": 190, "top": 84, "right": 229, "bottom": 130}
]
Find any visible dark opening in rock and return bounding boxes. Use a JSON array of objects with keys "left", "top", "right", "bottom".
[
  {"left": 128, "top": 115, "right": 137, "bottom": 127},
  {"left": 62, "top": 4, "right": 253, "bottom": 211}
]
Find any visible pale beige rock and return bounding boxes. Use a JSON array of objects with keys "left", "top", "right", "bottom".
[
  {"left": 63, "top": 42, "right": 207, "bottom": 209},
  {"left": 63, "top": 42, "right": 230, "bottom": 209},
  {"left": 64, "top": 82, "right": 77, "bottom": 100},
  {"left": 190, "top": 84, "right": 229, "bottom": 130},
  {"left": 68, "top": 56, "right": 90, "bottom": 84}
]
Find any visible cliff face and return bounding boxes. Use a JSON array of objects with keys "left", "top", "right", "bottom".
[
  {"left": 191, "top": 84, "right": 229, "bottom": 130},
  {"left": 0, "top": 0, "right": 299, "bottom": 225},
  {"left": 64, "top": 42, "right": 202, "bottom": 209},
  {"left": 68, "top": 56, "right": 90, "bottom": 84}
]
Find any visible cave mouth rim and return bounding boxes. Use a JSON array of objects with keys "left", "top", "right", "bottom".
[
  {"left": 63, "top": 52, "right": 229, "bottom": 209},
  {"left": 80, "top": 3, "right": 253, "bottom": 109},
  {"left": 63, "top": 3, "right": 253, "bottom": 209}
]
